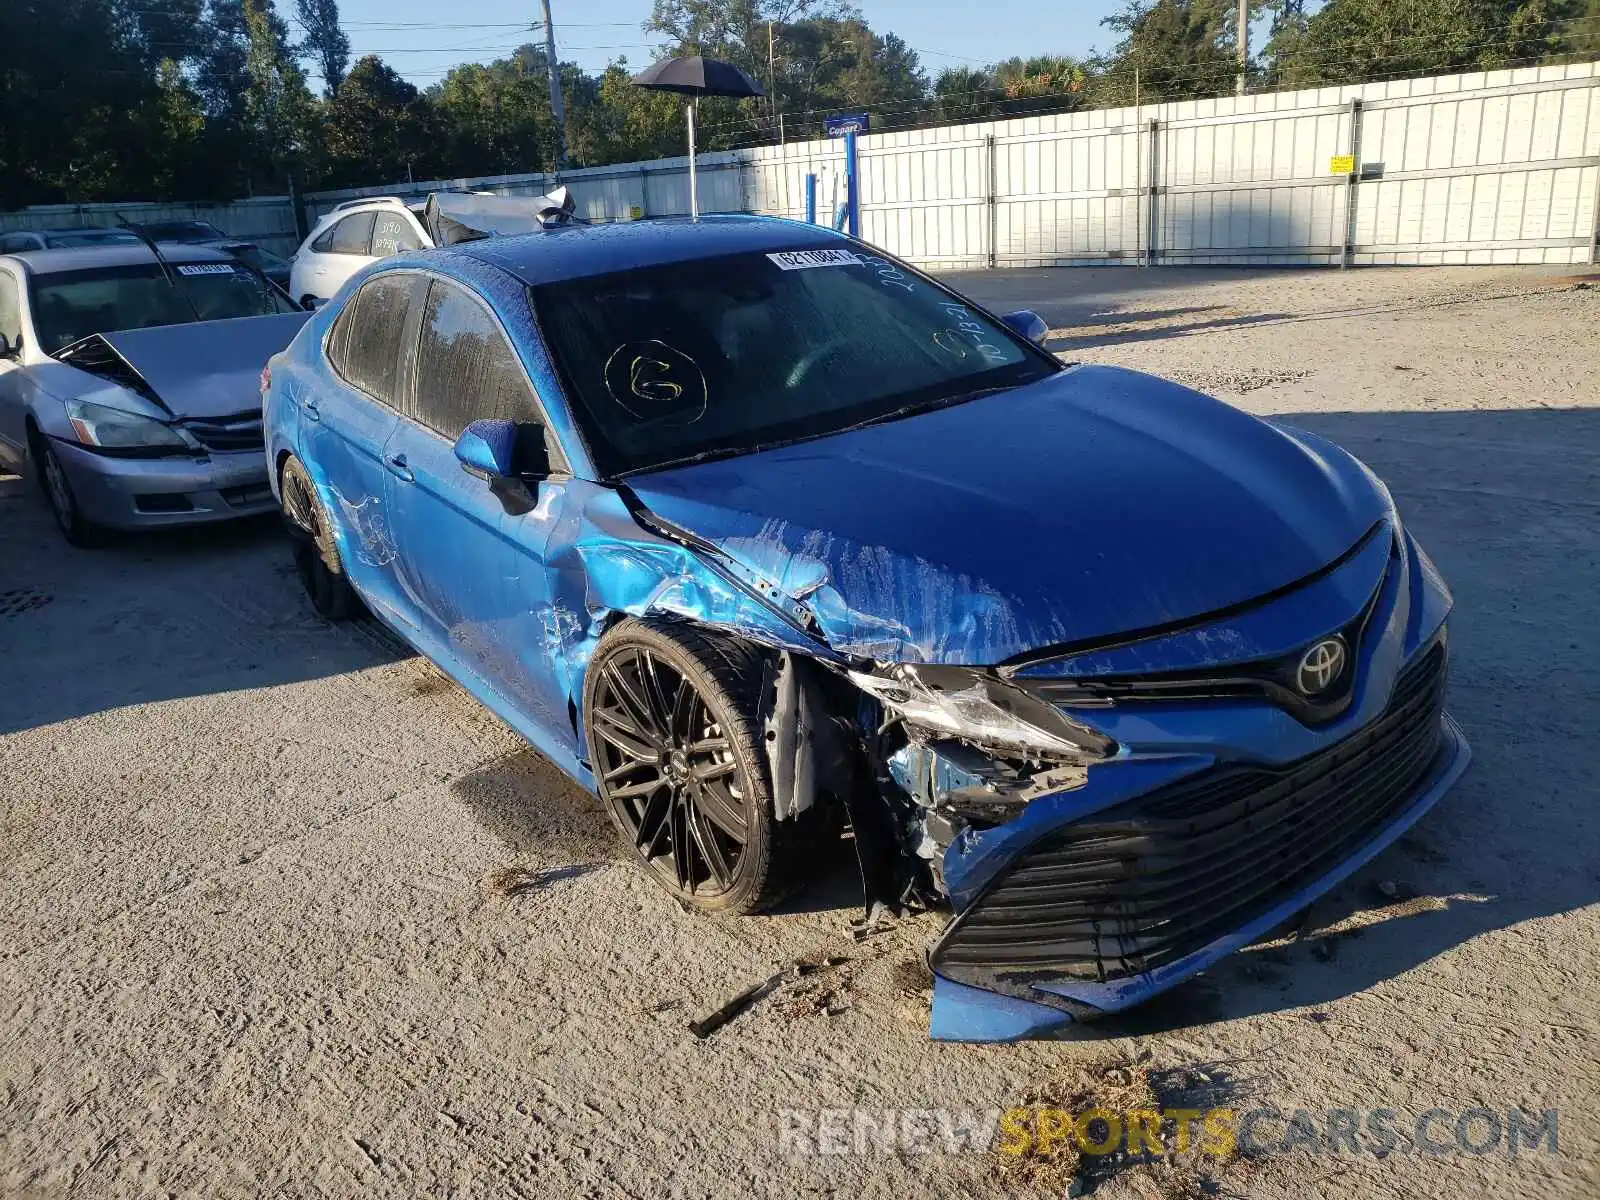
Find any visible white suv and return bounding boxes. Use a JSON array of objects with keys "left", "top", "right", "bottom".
[{"left": 288, "top": 198, "right": 430, "bottom": 307}]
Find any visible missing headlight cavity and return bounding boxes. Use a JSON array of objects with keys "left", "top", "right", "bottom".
[{"left": 746, "top": 644, "right": 1113, "bottom": 911}]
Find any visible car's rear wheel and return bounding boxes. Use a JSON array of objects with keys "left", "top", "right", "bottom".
[
  {"left": 279, "top": 455, "right": 357, "bottom": 620},
  {"left": 584, "top": 620, "right": 810, "bottom": 915},
  {"left": 30, "top": 428, "right": 103, "bottom": 548}
]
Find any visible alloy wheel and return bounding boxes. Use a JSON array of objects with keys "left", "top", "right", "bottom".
[
  {"left": 41, "top": 447, "right": 75, "bottom": 533},
  {"left": 590, "top": 647, "right": 750, "bottom": 898},
  {"left": 281, "top": 466, "right": 321, "bottom": 537}
]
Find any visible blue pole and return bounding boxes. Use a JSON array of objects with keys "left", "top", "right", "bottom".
[
  {"left": 843, "top": 130, "right": 861, "bottom": 239},
  {"left": 804, "top": 173, "right": 817, "bottom": 225}
]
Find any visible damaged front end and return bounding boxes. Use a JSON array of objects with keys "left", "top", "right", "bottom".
[
  {"left": 546, "top": 470, "right": 1467, "bottom": 1046},
  {"left": 849, "top": 664, "right": 1115, "bottom": 900}
]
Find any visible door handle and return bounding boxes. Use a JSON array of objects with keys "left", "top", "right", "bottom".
[
  {"left": 302, "top": 397, "right": 320, "bottom": 422},
  {"left": 384, "top": 452, "right": 414, "bottom": 482}
]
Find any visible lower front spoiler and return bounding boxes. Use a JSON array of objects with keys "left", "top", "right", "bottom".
[
  {"left": 927, "top": 713, "right": 1472, "bottom": 1043},
  {"left": 51, "top": 438, "right": 275, "bottom": 528}
]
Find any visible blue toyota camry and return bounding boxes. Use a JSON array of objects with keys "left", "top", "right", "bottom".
[{"left": 262, "top": 215, "right": 1470, "bottom": 1042}]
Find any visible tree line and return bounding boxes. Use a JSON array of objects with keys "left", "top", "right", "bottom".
[{"left": 2, "top": 0, "right": 1595, "bottom": 210}]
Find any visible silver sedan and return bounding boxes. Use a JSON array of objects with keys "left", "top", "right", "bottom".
[{"left": 0, "top": 243, "right": 308, "bottom": 545}]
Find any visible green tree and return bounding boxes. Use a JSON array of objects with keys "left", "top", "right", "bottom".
[
  {"left": 321, "top": 56, "right": 441, "bottom": 187},
  {"left": 0, "top": 0, "right": 177, "bottom": 205},
  {"left": 431, "top": 48, "right": 561, "bottom": 178},
  {"left": 991, "top": 55, "right": 1089, "bottom": 116},
  {"left": 296, "top": 0, "right": 352, "bottom": 95},
  {"left": 574, "top": 62, "right": 688, "bottom": 164},
  {"left": 1266, "top": 0, "right": 1572, "bottom": 86},
  {"left": 931, "top": 66, "right": 1002, "bottom": 124},
  {"left": 1091, "top": 0, "right": 1258, "bottom": 103}
]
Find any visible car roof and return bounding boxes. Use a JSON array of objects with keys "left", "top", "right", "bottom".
[
  {"left": 453, "top": 214, "right": 852, "bottom": 285},
  {"left": 1, "top": 242, "right": 241, "bottom": 274},
  {"left": 33, "top": 226, "right": 139, "bottom": 237}
]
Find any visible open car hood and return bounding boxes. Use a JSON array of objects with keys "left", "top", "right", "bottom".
[
  {"left": 57, "top": 311, "right": 310, "bottom": 420},
  {"left": 422, "top": 187, "right": 578, "bottom": 246},
  {"left": 625, "top": 364, "right": 1391, "bottom": 665}
]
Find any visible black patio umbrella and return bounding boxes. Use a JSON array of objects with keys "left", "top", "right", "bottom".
[{"left": 633, "top": 55, "right": 764, "bottom": 219}]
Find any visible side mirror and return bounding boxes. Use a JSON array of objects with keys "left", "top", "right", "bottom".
[
  {"left": 301, "top": 296, "right": 325, "bottom": 311},
  {"left": 1001, "top": 309, "right": 1050, "bottom": 346},
  {"left": 454, "top": 418, "right": 518, "bottom": 478},
  {"left": 455, "top": 418, "right": 553, "bottom": 480},
  {"left": 0, "top": 332, "right": 15, "bottom": 359}
]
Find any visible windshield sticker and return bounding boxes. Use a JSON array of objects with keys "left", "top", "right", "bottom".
[
  {"left": 175, "top": 263, "right": 238, "bottom": 276},
  {"left": 767, "top": 249, "right": 861, "bottom": 271},
  {"left": 939, "top": 302, "right": 1009, "bottom": 363},
  {"left": 603, "top": 340, "right": 708, "bottom": 427},
  {"left": 855, "top": 253, "right": 915, "bottom": 293}
]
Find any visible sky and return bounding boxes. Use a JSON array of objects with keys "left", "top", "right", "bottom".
[{"left": 315, "top": 0, "right": 1131, "bottom": 89}]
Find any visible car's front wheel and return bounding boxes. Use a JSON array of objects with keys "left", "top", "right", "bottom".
[
  {"left": 279, "top": 455, "right": 358, "bottom": 620},
  {"left": 584, "top": 620, "right": 811, "bottom": 915},
  {"left": 30, "top": 429, "right": 103, "bottom": 548}
]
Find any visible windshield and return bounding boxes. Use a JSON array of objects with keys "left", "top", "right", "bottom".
[
  {"left": 143, "top": 221, "right": 227, "bottom": 241},
  {"left": 531, "top": 247, "right": 1058, "bottom": 476},
  {"left": 29, "top": 262, "right": 299, "bottom": 353},
  {"left": 43, "top": 231, "right": 142, "bottom": 248},
  {"left": 228, "top": 243, "right": 288, "bottom": 271}
]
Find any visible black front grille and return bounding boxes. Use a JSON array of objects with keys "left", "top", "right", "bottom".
[
  {"left": 933, "top": 643, "right": 1449, "bottom": 998},
  {"left": 185, "top": 414, "right": 265, "bottom": 453}
]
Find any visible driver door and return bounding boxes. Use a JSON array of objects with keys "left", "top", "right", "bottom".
[{"left": 382, "top": 275, "right": 577, "bottom": 752}]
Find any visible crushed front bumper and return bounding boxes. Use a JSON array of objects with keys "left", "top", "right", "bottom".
[
  {"left": 917, "top": 520, "right": 1469, "bottom": 1041},
  {"left": 928, "top": 712, "right": 1470, "bottom": 1041},
  {"left": 51, "top": 437, "right": 275, "bottom": 528}
]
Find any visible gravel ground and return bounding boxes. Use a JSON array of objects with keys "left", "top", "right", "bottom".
[{"left": 2, "top": 264, "right": 1597, "bottom": 1200}]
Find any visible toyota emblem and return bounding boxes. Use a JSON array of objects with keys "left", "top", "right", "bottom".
[{"left": 1296, "top": 637, "right": 1347, "bottom": 696}]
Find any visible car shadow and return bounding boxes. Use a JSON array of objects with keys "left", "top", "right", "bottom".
[
  {"left": 1043, "top": 307, "right": 1297, "bottom": 351},
  {"left": 0, "top": 469, "right": 407, "bottom": 735}
]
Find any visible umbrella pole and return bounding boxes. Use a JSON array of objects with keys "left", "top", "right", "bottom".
[{"left": 687, "top": 97, "right": 700, "bottom": 220}]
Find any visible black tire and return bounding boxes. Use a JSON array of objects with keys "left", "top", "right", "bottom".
[
  {"left": 30, "top": 428, "right": 103, "bottom": 548},
  {"left": 583, "top": 619, "right": 813, "bottom": 915},
  {"left": 279, "top": 455, "right": 358, "bottom": 621}
]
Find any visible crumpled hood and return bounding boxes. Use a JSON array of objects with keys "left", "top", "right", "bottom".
[
  {"left": 626, "top": 364, "right": 1390, "bottom": 665},
  {"left": 64, "top": 311, "right": 310, "bottom": 419}
]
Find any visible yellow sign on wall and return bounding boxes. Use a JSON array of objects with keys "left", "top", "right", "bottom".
[
  {"left": 628, "top": 205, "right": 644, "bottom": 220},
  {"left": 1330, "top": 155, "right": 1356, "bottom": 175}
]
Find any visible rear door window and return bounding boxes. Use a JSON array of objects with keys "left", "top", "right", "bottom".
[
  {"left": 371, "top": 212, "right": 423, "bottom": 257},
  {"left": 410, "top": 279, "right": 539, "bottom": 442},
  {"left": 327, "top": 273, "right": 427, "bottom": 406},
  {"left": 328, "top": 212, "right": 376, "bottom": 256}
]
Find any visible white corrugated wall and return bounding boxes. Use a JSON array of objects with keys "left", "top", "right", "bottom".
[
  {"left": 738, "top": 59, "right": 1600, "bottom": 269},
  {"left": 10, "top": 62, "right": 1593, "bottom": 269}
]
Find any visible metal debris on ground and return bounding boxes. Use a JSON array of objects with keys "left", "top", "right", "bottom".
[
  {"left": 687, "top": 969, "right": 788, "bottom": 1039},
  {"left": 689, "top": 953, "right": 854, "bottom": 1037}
]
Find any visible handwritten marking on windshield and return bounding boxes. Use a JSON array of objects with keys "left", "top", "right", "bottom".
[
  {"left": 629, "top": 355, "right": 683, "bottom": 402},
  {"left": 602, "top": 339, "right": 708, "bottom": 427},
  {"left": 855, "top": 253, "right": 916, "bottom": 293},
  {"left": 939, "top": 302, "right": 1008, "bottom": 363}
]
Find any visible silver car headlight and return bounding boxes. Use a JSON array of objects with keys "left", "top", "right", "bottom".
[
  {"left": 849, "top": 664, "right": 1115, "bottom": 761},
  {"left": 65, "top": 399, "right": 195, "bottom": 451}
]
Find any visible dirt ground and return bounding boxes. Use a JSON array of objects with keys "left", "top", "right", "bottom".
[{"left": 2, "top": 264, "right": 1597, "bottom": 1200}]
